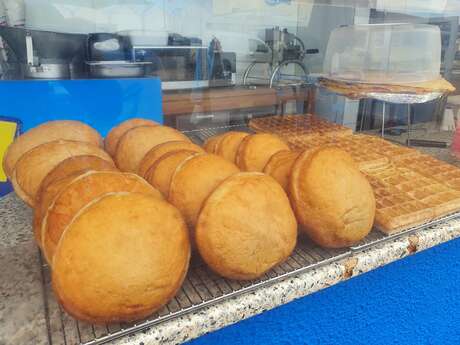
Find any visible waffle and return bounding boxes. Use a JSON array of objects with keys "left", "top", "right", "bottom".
[
  {"left": 289, "top": 135, "right": 390, "bottom": 171},
  {"left": 358, "top": 135, "right": 421, "bottom": 162},
  {"left": 393, "top": 154, "right": 460, "bottom": 192},
  {"left": 365, "top": 164, "right": 460, "bottom": 233},
  {"left": 249, "top": 116, "right": 460, "bottom": 233},
  {"left": 368, "top": 174, "right": 434, "bottom": 233},
  {"left": 249, "top": 114, "right": 353, "bottom": 141}
]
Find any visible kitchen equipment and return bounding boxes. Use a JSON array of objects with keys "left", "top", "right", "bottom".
[
  {"left": 168, "top": 33, "right": 202, "bottom": 47},
  {"left": 133, "top": 46, "right": 208, "bottom": 90},
  {"left": 0, "top": 26, "right": 86, "bottom": 79},
  {"left": 243, "top": 26, "right": 317, "bottom": 88},
  {"left": 131, "top": 34, "right": 235, "bottom": 90},
  {"left": 86, "top": 61, "right": 152, "bottom": 78},
  {"left": 87, "top": 33, "right": 130, "bottom": 62},
  {"left": 209, "top": 51, "right": 236, "bottom": 87},
  {"left": 118, "top": 30, "right": 168, "bottom": 47},
  {"left": 323, "top": 23, "right": 442, "bottom": 84},
  {"left": 208, "top": 38, "right": 236, "bottom": 88}
]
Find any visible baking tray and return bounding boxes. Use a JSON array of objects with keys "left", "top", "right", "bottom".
[{"left": 40, "top": 125, "right": 460, "bottom": 345}]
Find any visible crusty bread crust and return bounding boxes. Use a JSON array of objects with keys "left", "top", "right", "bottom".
[
  {"left": 52, "top": 192, "right": 190, "bottom": 324},
  {"left": 41, "top": 171, "right": 162, "bottom": 265},
  {"left": 3, "top": 120, "right": 102, "bottom": 180},
  {"left": 236, "top": 133, "right": 290, "bottom": 172},
  {"left": 104, "top": 118, "right": 158, "bottom": 157},
  {"left": 115, "top": 126, "right": 190, "bottom": 172},
  {"left": 13, "top": 140, "right": 111, "bottom": 206},
  {"left": 138, "top": 141, "right": 204, "bottom": 178},
  {"left": 289, "top": 147, "right": 375, "bottom": 248},
  {"left": 196, "top": 172, "right": 297, "bottom": 280}
]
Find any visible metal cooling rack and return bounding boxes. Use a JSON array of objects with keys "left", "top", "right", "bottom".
[
  {"left": 38, "top": 124, "right": 460, "bottom": 345},
  {"left": 39, "top": 214, "right": 460, "bottom": 345}
]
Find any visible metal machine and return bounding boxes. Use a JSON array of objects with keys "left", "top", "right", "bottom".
[
  {"left": 0, "top": 27, "right": 236, "bottom": 89},
  {"left": 243, "top": 26, "right": 317, "bottom": 88},
  {"left": 0, "top": 26, "right": 86, "bottom": 79}
]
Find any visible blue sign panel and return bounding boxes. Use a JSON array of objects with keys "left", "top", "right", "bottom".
[
  {"left": 0, "top": 78, "right": 162, "bottom": 196},
  {"left": 0, "top": 78, "right": 163, "bottom": 135}
]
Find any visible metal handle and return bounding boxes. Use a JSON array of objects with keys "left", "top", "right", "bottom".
[
  {"left": 25, "top": 33, "right": 34, "bottom": 66},
  {"left": 407, "top": 139, "right": 448, "bottom": 148},
  {"left": 194, "top": 114, "right": 214, "bottom": 120},
  {"left": 269, "top": 60, "right": 308, "bottom": 88}
]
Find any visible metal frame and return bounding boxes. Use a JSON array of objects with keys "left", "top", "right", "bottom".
[{"left": 39, "top": 125, "right": 460, "bottom": 345}]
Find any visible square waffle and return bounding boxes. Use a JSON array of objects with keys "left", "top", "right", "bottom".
[
  {"left": 248, "top": 116, "right": 460, "bottom": 233},
  {"left": 365, "top": 164, "right": 460, "bottom": 233},
  {"left": 249, "top": 114, "right": 353, "bottom": 141},
  {"left": 364, "top": 168, "right": 435, "bottom": 233},
  {"left": 393, "top": 154, "right": 460, "bottom": 192},
  {"left": 289, "top": 135, "right": 390, "bottom": 171}
]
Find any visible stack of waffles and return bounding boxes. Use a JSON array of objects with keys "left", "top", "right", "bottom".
[
  {"left": 289, "top": 134, "right": 391, "bottom": 171},
  {"left": 363, "top": 163, "right": 460, "bottom": 233},
  {"left": 251, "top": 115, "right": 460, "bottom": 234},
  {"left": 249, "top": 114, "right": 353, "bottom": 142}
]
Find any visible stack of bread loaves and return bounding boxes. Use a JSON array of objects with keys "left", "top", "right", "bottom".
[
  {"left": 205, "top": 131, "right": 376, "bottom": 248},
  {"left": 4, "top": 120, "right": 191, "bottom": 324},
  {"left": 109, "top": 119, "right": 298, "bottom": 281},
  {"left": 4, "top": 118, "right": 374, "bottom": 323}
]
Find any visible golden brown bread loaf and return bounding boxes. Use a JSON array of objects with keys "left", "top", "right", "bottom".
[
  {"left": 52, "top": 192, "right": 190, "bottom": 324},
  {"left": 38, "top": 155, "right": 116, "bottom": 198},
  {"left": 169, "top": 154, "right": 240, "bottom": 230},
  {"left": 195, "top": 172, "right": 297, "bottom": 280},
  {"left": 34, "top": 156, "right": 117, "bottom": 246},
  {"left": 12, "top": 140, "right": 111, "bottom": 207},
  {"left": 41, "top": 171, "right": 162, "bottom": 264},
  {"left": 203, "top": 134, "right": 225, "bottom": 153},
  {"left": 145, "top": 150, "right": 199, "bottom": 198},
  {"left": 2, "top": 120, "right": 102, "bottom": 180},
  {"left": 263, "top": 150, "right": 301, "bottom": 192},
  {"left": 33, "top": 174, "right": 81, "bottom": 248},
  {"left": 289, "top": 147, "right": 376, "bottom": 248},
  {"left": 115, "top": 125, "right": 190, "bottom": 172},
  {"left": 215, "top": 131, "right": 250, "bottom": 163},
  {"left": 104, "top": 118, "right": 158, "bottom": 157},
  {"left": 138, "top": 141, "right": 204, "bottom": 178},
  {"left": 236, "top": 133, "right": 290, "bottom": 172}
]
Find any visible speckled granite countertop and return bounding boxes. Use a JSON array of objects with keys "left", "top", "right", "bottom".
[
  {"left": 0, "top": 194, "right": 48, "bottom": 345},
  {"left": 2, "top": 190, "right": 460, "bottom": 345}
]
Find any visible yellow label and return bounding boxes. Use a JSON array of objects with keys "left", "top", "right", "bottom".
[{"left": 0, "top": 121, "right": 17, "bottom": 182}]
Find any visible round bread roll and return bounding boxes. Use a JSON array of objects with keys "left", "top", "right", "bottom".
[
  {"left": 33, "top": 174, "right": 81, "bottom": 247},
  {"left": 138, "top": 141, "right": 204, "bottom": 178},
  {"left": 203, "top": 134, "right": 225, "bottom": 154},
  {"left": 215, "top": 131, "right": 249, "bottom": 163},
  {"left": 196, "top": 172, "right": 297, "bottom": 280},
  {"left": 115, "top": 126, "right": 190, "bottom": 172},
  {"left": 38, "top": 155, "right": 116, "bottom": 199},
  {"left": 34, "top": 156, "right": 117, "bottom": 246},
  {"left": 52, "top": 192, "right": 190, "bottom": 324},
  {"left": 105, "top": 118, "right": 158, "bottom": 157},
  {"left": 145, "top": 150, "right": 199, "bottom": 198},
  {"left": 2, "top": 120, "right": 102, "bottom": 180},
  {"left": 289, "top": 147, "right": 376, "bottom": 248},
  {"left": 12, "top": 140, "right": 111, "bottom": 207},
  {"left": 169, "top": 154, "right": 240, "bottom": 230},
  {"left": 236, "top": 133, "right": 290, "bottom": 172},
  {"left": 42, "top": 171, "right": 162, "bottom": 264},
  {"left": 263, "top": 150, "right": 301, "bottom": 191}
]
